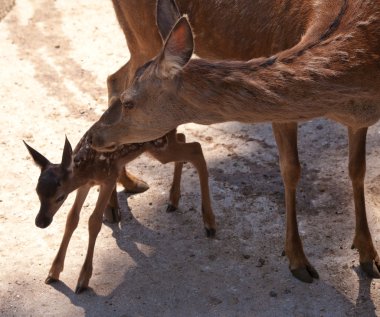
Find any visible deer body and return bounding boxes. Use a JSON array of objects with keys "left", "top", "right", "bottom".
[
  {"left": 25, "top": 128, "right": 215, "bottom": 293},
  {"left": 87, "top": 0, "right": 380, "bottom": 283}
]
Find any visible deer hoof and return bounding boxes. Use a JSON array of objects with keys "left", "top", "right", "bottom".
[
  {"left": 205, "top": 227, "right": 216, "bottom": 238},
  {"left": 45, "top": 276, "right": 59, "bottom": 284},
  {"left": 75, "top": 284, "right": 88, "bottom": 294},
  {"left": 166, "top": 204, "right": 177, "bottom": 213},
  {"left": 291, "top": 265, "right": 319, "bottom": 283},
  {"left": 360, "top": 261, "right": 380, "bottom": 278}
]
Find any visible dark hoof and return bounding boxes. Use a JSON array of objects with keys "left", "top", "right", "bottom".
[
  {"left": 291, "top": 265, "right": 319, "bottom": 283},
  {"left": 104, "top": 206, "right": 121, "bottom": 223},
  {"left": 124, "top": 180, "right": 149, "bottom": 194},
  {"left": 360, "top": 261, "right": 380, "bottom": 278},
  {"left": 75, "top": 285, "right": 88, "bottom": 294},
  {"left": 166, "top": 204, "right": 177, "bottom": 213},
  {"left": 205, "top": 228, "right": 216, "bottom": 238},
  {"left": 45, "top": 276, "right": 59, "bottom": 284}
]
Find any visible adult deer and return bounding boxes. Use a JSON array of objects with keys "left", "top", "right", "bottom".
[
  {"left": 25, "top": 125, "right": 215, "bottom": 293},
  {"left": 88, "top": 0, "right": 380, "bottom": 283}
]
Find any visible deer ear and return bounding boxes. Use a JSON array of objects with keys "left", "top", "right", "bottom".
[
  {"left": 156, "top": 0, "right": 181, "bottom": 41},
  {"left": 158, "top": 16, "right": 194, "bottom": 78},
  {"left": 61, "top": 137, "right": 73, "bottom": 172},
  {"left": 23, "top": 141, "right": 50, "bottom": 170}
]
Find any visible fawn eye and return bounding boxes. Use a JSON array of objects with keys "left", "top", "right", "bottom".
[
  {"left": 56, "top": 195, "right": 65, "bottom": 203},
  {"left": 123, "top": 101, "right": 135, "bottom": 110}
]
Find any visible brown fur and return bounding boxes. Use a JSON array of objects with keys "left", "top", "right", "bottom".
[
  {"left": 87, "top": 0, "right": 380, "bottom": 282},
  {"left": 25, "top": 129, "right": 215, "bottom": 293}
]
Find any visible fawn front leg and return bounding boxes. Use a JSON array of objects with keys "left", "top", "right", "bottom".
[
  {"left": 273, "top": 122, "right": 319, "bottom": 283},
  {"left": 150, "top": 132, "right": 216, "bottom": 237},
  {"left": 75, "top": 183, "right": 115, "bottom": 293},
  {"left": 46, "top": 185, "right": 91, "bottom": 284},
  {"left": 166, "top": 133, "right": 185, "bottom": 213},
  {"left": 348, "top": 127, "right": 380, "bottom": 277}
]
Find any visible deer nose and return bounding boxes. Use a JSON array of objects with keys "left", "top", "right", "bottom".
[{"left": 35, "top": 213, "right": 52, "bottom": 228}]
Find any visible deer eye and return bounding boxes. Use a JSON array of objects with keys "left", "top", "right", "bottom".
[
  {"left": 123, "top": 101, "right": 135, "bottom": 110},
  {"left": 55, "top": 195, "right": 65, "bottom": 203}
]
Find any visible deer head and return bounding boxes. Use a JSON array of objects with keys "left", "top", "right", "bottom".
[
  {"left": 24, "top": 138, "right": 73, "bottom": 228},
  {"left": 88, "top": 0, "right": 194, "bottom": 151}
]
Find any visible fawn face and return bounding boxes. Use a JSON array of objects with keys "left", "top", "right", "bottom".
[
  {"left": 88, "top": 16, "right": 194, "bottom": 151},
  {"left": 24, "top": 138, "right": 73, "bottom": 228}
]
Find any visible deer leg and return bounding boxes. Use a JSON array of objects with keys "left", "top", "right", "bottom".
[
  {"left": 149, "top": 134, "right": 216, "bottom": 237},
  {"left": 348, "top": 127, "right": 380, "bottom": 277},
  {"left": 104, "top": 185, "right": 121, "bottom": 223},
  {"left": 75, "top": 183, "right": 115, "bottom": 294},
  {"left": 166, "top": 133, "right": 185, "bottom": 213},
  {"left": 118, "top": 168, "right": 149, "bottom": 194},
  {"left": 45, "top": 185, "right": 91, "bottom": 284},
  {"left": 273, "top": 122, "right": 319, "bottom": 283}
]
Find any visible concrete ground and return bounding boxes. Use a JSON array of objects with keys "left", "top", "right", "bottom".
[{"left": 1, "top": 1, "right": 380, "bottom": 316}]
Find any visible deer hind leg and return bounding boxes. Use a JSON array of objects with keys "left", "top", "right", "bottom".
[
  {"left": 348, "top": 127, "right": 380, "bottom": 277},
  {"left": 149, "top": 131, "right": 216, "bottom": 237},
  {"left": 104, "top": 185, "right": 121, "bottom": 223},
  {"left": 273, "top": 122, "right": 319, "bottom": 283},
  {"left": 45, "top": 185, "right": 91, "bottom": 284},
  {"left": 75, "top": 183, "right": 115, "bottom": 294},
  {"left": 118, "top": 168, "right": 149, "bottom": 194}
]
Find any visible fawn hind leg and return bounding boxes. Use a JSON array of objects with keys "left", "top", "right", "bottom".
[
  {"left": 104, "top": 185, "right": 121, "bottom": 223},
  {"left": 348, "top": 127, "right": 380, "bottom": 277},
  {"left": 149, "top": 131, "right": 216, "bottom": 237},
  {"left": 273, "top": 122, "right": 319, "bottom": 283}
]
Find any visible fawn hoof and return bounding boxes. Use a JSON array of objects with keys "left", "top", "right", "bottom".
[
  {"left": 291, "top": 265, "right": 319, "bottom": 283},
  {"left": 45, "top": 276, "right": 59, "bottom": 284},
  {"left": 360, "top": 261, "right": 380, "bottom": 278},
  {"left": 166, "top": 204, "right": 177, "bottom": 213},
  {"left": 205, "top": 227, "right": 216, "bottom": 238},
  {"left": 124, "top": 179, "right": 149, "bottom": 194},
  {"left": 104, "top": 206, "right": 121, "bottom": 223}
]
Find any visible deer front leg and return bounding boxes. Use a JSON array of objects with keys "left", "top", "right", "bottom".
[
  {"left": 348, "top": 127, "right": 380, "bottom": 277},
  {"left": 75, "top": 183, "right": 115, "bottom": 294},
  {"left": 273, "top": 122, "right": 319, "bottom": 283},
  {"left": 45, "top": 185, "right": 91, "bottom": 284}
]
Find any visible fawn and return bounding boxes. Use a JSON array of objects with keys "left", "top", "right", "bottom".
[{"left": 25, "top": 121, "right": 215, "bottom": 293}]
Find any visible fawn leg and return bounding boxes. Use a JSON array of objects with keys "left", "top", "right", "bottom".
[
  {"left": 273, "top": 122, "right": 318, "bottom": 283},
  {"left": 75, "top": 183, "right": 115, "bottom": 293},
  {"left": 348, "top": 127, "right": 380, "bottom": 277},
  {"left": 118, "top": 168, "right": 149, "bottom": 194},
  {"left": 166, "top": 133, "right": 185, "bottom": 213},
  {"left": 45, "top": 185, "right": 91, "bottom": 284},
  {"left": 150, "top": 132, "right": 216, "bottom": 237},
  {"left": 104, "top": 185, "right": 121, "bottom": 223}
]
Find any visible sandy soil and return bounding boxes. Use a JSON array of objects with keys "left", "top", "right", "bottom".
[{"left": 1, "top": 1, "right": 380, "bottom": 316}]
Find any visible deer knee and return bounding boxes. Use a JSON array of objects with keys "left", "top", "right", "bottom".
[
  {"left": 349, "top": 161, "right": 366, "bottom": 184},
  {"left": 280, "top": 159, "right": 301, "bottom": 189}
]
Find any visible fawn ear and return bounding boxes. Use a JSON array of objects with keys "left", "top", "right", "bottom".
[
  {"left": 158, "top": 16, "right": 194, "bottom": 78},
  {"left": 61, "top": 137, "right": 73, "bottom": 172},
  {"left": 156, "top": 0, "right": 181, "bottom": 41},
  {"left": 23, "top": 141, "right": 50, "bottom": 170}
]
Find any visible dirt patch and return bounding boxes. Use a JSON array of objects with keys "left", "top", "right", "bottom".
[
  {"left": 0, "top": 0, "right": 15, "bottom": 21},
  {"left": 1, "top": 1, "right": 380, "bottom": 317}
]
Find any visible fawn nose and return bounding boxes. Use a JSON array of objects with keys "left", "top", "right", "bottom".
[{"left": 35, "top": 213, "right": 52, "bottom": 228}]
